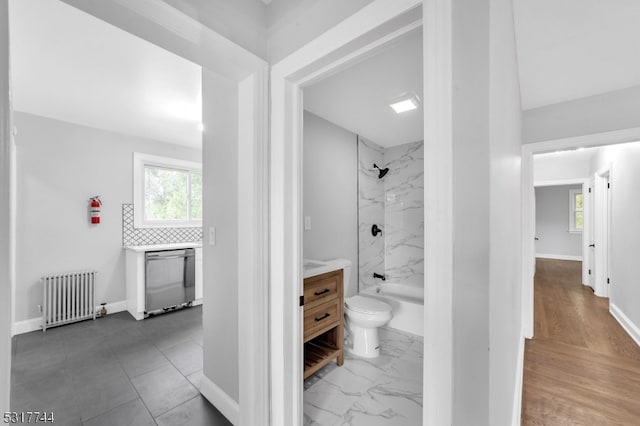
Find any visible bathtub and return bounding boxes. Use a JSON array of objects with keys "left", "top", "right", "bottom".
[{"left": 360, "top": 283, "right": 424, "bottom": 336}]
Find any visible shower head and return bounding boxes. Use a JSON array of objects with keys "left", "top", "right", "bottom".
[{"left": 373, "top": 164, "right": 389, "bottom": 179}]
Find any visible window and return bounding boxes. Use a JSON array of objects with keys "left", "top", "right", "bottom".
[
  {"left": 569, "top": 189, "right": 583, "bottom": 233},
  {"left": 134, "top": 153, "right": 202, "bottom": 228}
]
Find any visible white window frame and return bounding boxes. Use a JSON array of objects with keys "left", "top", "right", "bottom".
[
  {"left": 569, "top": 188, "right": 583, "bottom": 233},
  {"left": 133, "top": 152, "right": 202, "bottom": 228}
]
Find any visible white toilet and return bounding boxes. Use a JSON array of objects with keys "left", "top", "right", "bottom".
[{"left": 338, "top": 260, "right": 393, "bottom": 358}]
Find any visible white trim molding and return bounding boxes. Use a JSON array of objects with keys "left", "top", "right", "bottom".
[
  {"left": 423, "top": 0, "right": 453, "bottom": 424},
  {"left": 11, "top": 318, "right": 41, "bottom": 337},
  {"left": 237, "top": 67, "right": 270, "bottom": 426},
  {"left": 200, "top": 375, "right": 239, "bottom": 425},
  {"left": 511, "top": 335, "right": 526, "bottom": 426},
  {"left": 534, "top": 178, "right": 588, "bottom": 187},
  {"left": 535, "top": 254, "right": 582, "bottom": 262},
  {"left": 610, "top": 303, "right": 640, "bottom": 348}
]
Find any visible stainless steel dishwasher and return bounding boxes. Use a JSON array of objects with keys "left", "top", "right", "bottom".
[{"left": 145, "top": 248, "right": 195, "bottom": 315}]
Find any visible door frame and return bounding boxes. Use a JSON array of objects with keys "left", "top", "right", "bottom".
[
  {"left": 522, "top": 127, "right": 640, "bottom": 338},
  {"left": 12, "top": 1, "right": 270, "bottom": 423},
  {"left": 1, "top": 0, "right": 14, "bottom": 411},
  {"left": 533, "top": 178, "right": 590, "bottom": 285},
  {"left": 270, "top": 0, "right": 453, "bottom": 424}
]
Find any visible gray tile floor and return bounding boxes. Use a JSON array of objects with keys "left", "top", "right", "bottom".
[{"left": 11, "top": 306, "right": 231, "bottom": 426}]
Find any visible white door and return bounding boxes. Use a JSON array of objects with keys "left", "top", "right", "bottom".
[
  {"left": 605, "top": 174, "right": 611, "bottom": 297},
  {"left": 588, "top": 177, "right": 596, "bottom": 289},
  {"left": 533, "top": 188, "right": 537, "bottom": 272}
]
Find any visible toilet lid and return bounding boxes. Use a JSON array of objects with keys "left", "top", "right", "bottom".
[{"left": 346, "top": 295, "right": 392, "bottom": 314}]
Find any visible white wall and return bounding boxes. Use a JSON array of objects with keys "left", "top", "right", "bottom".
[
  {"left": 13, "top": 112, "right": 201, "bottom": 323},
  {"left": 534, "top": 152, "right": 592, "bottom": 182},
  {"left": 202, "top": 69, "right": 239, "bottom": 403},
  {"left": 488, "top": 0, "right": 523, "bottom": 424},
  {"left": 452, "top": 0, "right": 490, "bottom": 422},
  {"left": 535, "top": 185, "right": 582, "bottom": 258},
  {"left": 266, "top": 0, "right": 375, "bottom": 63},
  {"left": 302, "top": 111, "right": 358, "bottom": 295},
  {"left": 523, "top": 85, "right": 640, "bottom": 144},
  {"left": 0, "top": 0, "right": 12, "bottom": 411},
  {"left": 590, "top": 142, "right": 640, "bottom": 337},
  {"left": 160, "top": 0, "right": 268, "bottom": 59}
]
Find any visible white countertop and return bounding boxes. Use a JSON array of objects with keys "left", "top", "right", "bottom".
[
  {"left": 303, "top": 258, "right": 351, "bottom": 279},
  {"left": 125, "top": 242, "right": 202, "bottom": 252}
]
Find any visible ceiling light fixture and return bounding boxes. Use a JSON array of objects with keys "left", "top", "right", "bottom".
[{"left": 389, "top": 94, "right": 420, "bottom": 114}]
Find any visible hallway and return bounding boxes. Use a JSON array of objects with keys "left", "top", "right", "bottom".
[{"left": 521, "top": 259, "right": 640, "bottom": 424}]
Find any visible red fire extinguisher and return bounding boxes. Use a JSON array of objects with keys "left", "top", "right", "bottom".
[{"left": 90, "top": 196, "right": 102, "bottom": 224}]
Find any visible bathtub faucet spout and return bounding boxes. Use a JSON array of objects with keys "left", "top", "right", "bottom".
[{"left": 373, "top": 272, "right": 386, "bottom": 281}]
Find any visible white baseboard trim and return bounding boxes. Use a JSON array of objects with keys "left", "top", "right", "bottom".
[
  {"left": 12, "top": 300, "right": 128, "bottom": 336},
  {"left": 610, "top": 303, "right": 640, "bottom": 348},
  {"left": 12, "top": 317, "right": 42, "bottom": 336},
  {"left": 96, "top": 300, "right": 127, "bottom": 315},
  {"left": 200, "top": 375, "right": 239, "bottom": 425},
  {"left": 536, "top": 253, "right": 582, "bottom": 261},
  {"left": 511, "top": 334, "right": 526, "bottom": 426}
]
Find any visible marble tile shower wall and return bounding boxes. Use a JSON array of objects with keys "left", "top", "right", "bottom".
[
  {"left": 358, "top": 136, "right": 386, "bottom": 290},
  {"left": 384, "top": 141, "right": 424, "bottom": 287},
  {"left": 122, "top": 204, "right": 203, "bottom": 246},
  {"left": 358, "top": 139, "right": 424, "bottom": 291}
]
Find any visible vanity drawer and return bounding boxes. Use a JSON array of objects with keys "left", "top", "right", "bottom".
[
  {"left": 304, "top": 270, "right": 342, "bottom": 307},
  {"left": 304, "top": 298, "right": 341, "bottom": 339}
]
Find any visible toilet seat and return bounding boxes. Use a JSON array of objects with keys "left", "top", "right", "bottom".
[{"left": 346, "top": 295, "right": 392, "bottom": 315}]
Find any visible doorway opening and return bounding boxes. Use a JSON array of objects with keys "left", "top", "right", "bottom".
[
  {"left": 300, "top": 25, "right": 424, "bottom": 423},
  {"left": 523, "top": 133, "right": 640, "bottom": 339},
  {"left": 6, "top": 0, "right": 268, "bottom": 423},
  {"left": 270, "top": 0, "right": 454, "bottom": 424}
]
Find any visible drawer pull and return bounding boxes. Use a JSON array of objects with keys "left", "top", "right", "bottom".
[
  {"left": 314, "top": 313, "right": 330, "bottom": 322},
  {"left": 314, "top": 288, "right": 330, "bottom": 296}
]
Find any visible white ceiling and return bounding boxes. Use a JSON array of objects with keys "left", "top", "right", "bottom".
[
  {"left": 514, "top": 0, "right": 640, "bottom": 111},
  {"left": 9, "top": 0, "right": 202, "bottom": 148},
  {"left": 303, "top": 28, "right": 423, "bottom": 148},
  {"left": 18, "top": 0, "right": 638, "bottom": 147}
]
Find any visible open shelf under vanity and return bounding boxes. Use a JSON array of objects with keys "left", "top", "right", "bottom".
[{"left": 303, "top": 269, "right": 344, "bottom": 379}]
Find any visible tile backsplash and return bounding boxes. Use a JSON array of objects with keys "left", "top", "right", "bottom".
[{"left": 122, "top": 204, "right": 203, "bottom": 246}]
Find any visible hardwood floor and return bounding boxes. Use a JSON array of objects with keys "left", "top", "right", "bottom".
[{"left": 521, "top": 258, "right": 640, "bottom": 425}]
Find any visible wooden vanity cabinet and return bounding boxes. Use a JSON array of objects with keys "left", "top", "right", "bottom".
[{"left": 303, "top": 269, "right": 344, "bottom": 379}]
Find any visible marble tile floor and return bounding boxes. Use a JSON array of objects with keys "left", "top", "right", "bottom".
[
  {"left": 304, "top": 327, "right": 423, "bottom": 426},
  {"left": 10, "top": 306, "right": 231, "bottom": 426}
]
